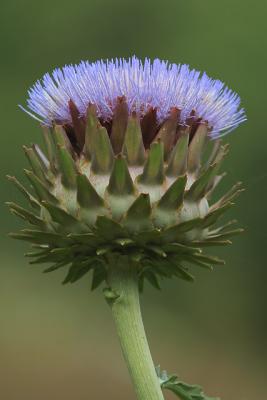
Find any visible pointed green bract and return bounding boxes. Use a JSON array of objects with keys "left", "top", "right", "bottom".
[
  {"left": 162, "top": 218, "right": 203, "bottom": 243},
  {"left": 107, "top": 156, "right": 136, "bottom": 220},
  {"left": 77, "top": 174, "right": 107, "bottom": 225},
  {"left": 53, "top": 124, "right": 72, "bottom": 150},
  {"left": 41, "top": 201, "right": 80, "bottom": 230},
  {"left": 57, "top": 145, "right": 77, "bottom": 188},
  {"left": 7, "top": 175, "right": 40, "bottom": 209},
  {"left": 138, "top": 141, "right": 164, "bottom": 185},
  {"left": 84, "top": 104, "right": 98, "bottom": 160},
  {"left": 77, "top": 174, "right": 103, "bottom": 207},
  {"left": 24, "top": 169, "right": 59, "bottom": 204},
  {"left": 42, "top": 126, "right": 57, "bottom": 171},
  {"left": 124, "top": 193, "right": 152, "bottom": 233},
  {"left": 23, "top": 145, "right": 48, "bottom": 184},
  {"left": 155, "top": 108, "right": 180, "bottom": 159},
  {"left": 91, "top": 126, "right": 114, "bottom": 174},
  {"left": 7, "top": 202, "right": 45, "bottom": 227},
  {"left": 166, "top": 130, "right": 189, "bottom": 177},
  {"left": 153, "top": 175, "right": 187, "bottom": 228},
  {"left": 187, "top": 123, "right": 208, "bottom": 172},
  {"left": 186, "top": 158, "right": 224, "bottom": 201},
  {"left": 158, "top": 175, "right": 187, "bottom": 210},
  {"left": 107, "top": 156, "right": 135, "bottom": 195},
  {"left": 110, "top": 97, "right": 128, "bottom": 154},
  {"left": 123, "top": 114, "right": 145, "bottom": 166}
]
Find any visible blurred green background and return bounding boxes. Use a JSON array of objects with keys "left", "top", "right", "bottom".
[{"left": 0, "top": 0, "right": 266, "bottom": 399}]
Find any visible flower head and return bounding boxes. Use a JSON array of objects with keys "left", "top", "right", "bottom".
[
  {"left": 9, "top": 57, "right": 245, "bottom": 290},
  {"left": 23, "top": 57, "right": 245, "bottom": 139}
]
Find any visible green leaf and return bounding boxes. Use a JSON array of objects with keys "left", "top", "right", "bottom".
[
  {"left": 144, "top": 270, "right": 161, "bottom": 290},
  {"left": 91, "top": 265, "right": 106, "bottom": 291},
  {"left": 43, "top": 261, "right": 67, "bottom": 273},
  {"left": 62, "top": 262, "right": 93, "bottom": 284},
  {"left": 157, "top": 367, "right": 219, "bottom": 400},
  {"left": 9, "top": 229, "right": 69, "bottom": 247}
]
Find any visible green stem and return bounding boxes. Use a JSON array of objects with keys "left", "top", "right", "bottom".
[{"left": 106, "top": 258, "right": 164, "bottom": 400}]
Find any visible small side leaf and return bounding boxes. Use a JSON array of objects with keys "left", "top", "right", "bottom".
[{"left": 157, "top": 367, "right": 219, "bottom": 400}]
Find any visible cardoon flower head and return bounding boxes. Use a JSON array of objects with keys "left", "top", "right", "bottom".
[
  {"left": 8, "top": 57, "right": 245, "bottom": 400},
  {"left": 24, "top": 57, "right": 245, "bottom": 139},
  {"left": 10, "top": 56, "right": 246, "bottom": 287}
]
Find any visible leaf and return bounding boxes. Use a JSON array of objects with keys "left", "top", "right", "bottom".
[
  {"left": 91, "top": 265, "right": 106, "bottom": 291},
  {"left": 62, "top": 262, "right": 93, "bottom": 284},
  {"left": 144, "top": 270, "right": 161, "bottom": 290},
  {"left": 157, "top": 367, "right": 219, "bottom": 400}
]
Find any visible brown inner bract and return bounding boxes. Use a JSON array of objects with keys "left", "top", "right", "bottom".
[{"left": 60, "top": 98, "right": 210, "bottom": 156}]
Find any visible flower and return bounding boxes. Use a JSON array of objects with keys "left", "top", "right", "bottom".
[
  {"left": 9, "top": 57, "right": 245, "bottom": 290},
  {"left": 23, "top": 56, "right": 246, "bottom": 139}
]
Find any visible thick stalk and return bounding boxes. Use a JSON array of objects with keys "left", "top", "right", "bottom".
[{"left": 106, "top": 258, "right": 164, "bottom": 400}]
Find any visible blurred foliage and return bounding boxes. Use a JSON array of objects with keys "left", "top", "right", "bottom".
[{"left": 0, "top": 0, "right": 266, "bottom": 399}]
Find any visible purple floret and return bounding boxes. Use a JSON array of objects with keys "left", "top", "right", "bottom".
[{"left": 23, "top": 56, "right": 246, "bottom": 138}]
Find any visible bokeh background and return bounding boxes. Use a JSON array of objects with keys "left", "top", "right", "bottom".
[{"left": 1, "top": 1, "right": 266, "bottom": 399}]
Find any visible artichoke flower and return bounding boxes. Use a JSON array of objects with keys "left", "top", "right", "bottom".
[
  {"left": 8, "top": 57, "right": 246, "bottom": 400},
  {"left": 9, "top": 57, "right": 245, "bottom": 289}
]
